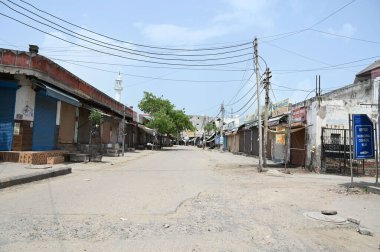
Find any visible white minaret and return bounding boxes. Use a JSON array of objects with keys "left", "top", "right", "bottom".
[{"left": 114, "top": 72, "right": 123, "bottom": 102}]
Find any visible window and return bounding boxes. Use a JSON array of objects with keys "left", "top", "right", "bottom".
[{"left": 331, "top": 133, "right": 341, "bottom": 144}]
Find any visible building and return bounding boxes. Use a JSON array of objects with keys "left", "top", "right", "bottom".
[
  {"left": 0, "top": 45, "right": 137, "bottom": 163},
  {"left": 291, "top": 73, "right": 379, "bottom": 172}
]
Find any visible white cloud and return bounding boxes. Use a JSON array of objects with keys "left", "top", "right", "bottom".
[
  {"left": 138, "top": 24, "right": 229, "bottom": 45},
  {"left": 136, "top": 0, "right": 276, "bottom": 45},
  {"left": 327, "top": 23, "right": 357, "bottom": 38},
  {"left": 213, "top": 0, "right": 275, "bottom": 29}
]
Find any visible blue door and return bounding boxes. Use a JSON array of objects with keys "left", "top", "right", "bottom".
[
  {"left": 32, "top": 93, "right": 57, "bottom": 150},
  {"left": 0, "top": 84, "right": 17, "bottom": 151}
]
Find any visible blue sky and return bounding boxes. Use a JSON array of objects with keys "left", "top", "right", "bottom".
[{"left": 1, "top": 0, "right": 379, "bottom": 118}]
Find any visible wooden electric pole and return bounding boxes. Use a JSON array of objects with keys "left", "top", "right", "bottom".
[{"left": 263, "top": 67, "right": 271, "bottom": 167}]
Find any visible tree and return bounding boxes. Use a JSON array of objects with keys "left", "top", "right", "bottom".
[
  {"left": 138, "top": 92, "right": 195, "bottom": 137},
  {"left": 88, "top": 108, "right": 103, "bottom": 161},
  {"left": 204, "top": 122, "right": 218, "bottom": 135}
]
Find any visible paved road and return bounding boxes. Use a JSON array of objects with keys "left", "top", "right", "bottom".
[{"left": 0, "top": 146, "right": 379, "bottom": 251}]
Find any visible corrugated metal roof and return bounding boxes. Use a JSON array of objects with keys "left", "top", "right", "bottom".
[{"left": 356, "top": 60, "right": 380, "bottom": 76}]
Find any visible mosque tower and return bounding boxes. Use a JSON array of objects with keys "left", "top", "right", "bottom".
[{"left": 114, "top": 72, "right": 123, "bottom": 102}]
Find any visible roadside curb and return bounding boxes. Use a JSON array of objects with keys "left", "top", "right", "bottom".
[
  {"left": 0, "top": 167, "right": 72, "bottom": 189},
  {"left": 367, "top": 186, "right": 380, "bottom": 195}
]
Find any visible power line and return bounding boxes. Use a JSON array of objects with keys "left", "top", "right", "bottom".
[
  {"left": 260, "top": 0, "right": 356, "bottom": 42},
  {"left": 13, "top": 0, "right": 252, "bottom": 52},
  {"left": 271, "top": 88, "right": 313, "bottom": 93},
  {"left": 1, "top": 1, "right": 253, "bottom": 62},
  {"left": 262, "top": 41, "right": 331, "bottom": 66},
  {"left": 269, "top": 87, "right": 277, "bottom": 103},
  {"left": 310, "top": 28, "right": 380, "bottom": 45},
  {"left": 226, "top": 83, "right": 255, "bottom": 106},
  {"left": 271, "top": 83, "right": 313, "bottom": 92},
  {"left": 309, "top": 0, "right": 356, "bottom": 29},
  {"left": 226, "top": 69, "right": 254, "bottom": 105},
  {"left": 230, "top": 87, "right": 263, "bottom": 114},
  {"left": 270, "top": 55, "right": 380, "bottom": 75},
  {"left": 239, "top": 88, "right": 265, "bottom": 116},
  {"left": 48, "top": 57, "right": 249, "bottom": 72},
  {"left": 0, "top": 12, "right": 252, "bottom": 67},
  {"left": 50, "top": 58, "right": 250, "bottom": 83},
  {"left": 272, "top": 63, "right": 373, "bottom": 75}
]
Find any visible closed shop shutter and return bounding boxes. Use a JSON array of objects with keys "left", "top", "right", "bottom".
[
  {"left": 0, "top": 86, "right": 17, "bottom": 151},
  {"left": 32, "top": 93, "right": 57, "bottom": 150}
]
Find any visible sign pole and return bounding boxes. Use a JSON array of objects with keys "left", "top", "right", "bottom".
[
  {"left": 351, "top": 114, "right": 375, "bottom": 186},
  {"left": 349, "top": 114, "right": 353, "bottom": 187},
  {"left": 375, "top": 122, "right": 379, "bottom": 185}
]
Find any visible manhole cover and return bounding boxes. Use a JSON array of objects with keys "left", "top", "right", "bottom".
[{"left": 304, "top": 212, "right": 348, "bottom": 224}]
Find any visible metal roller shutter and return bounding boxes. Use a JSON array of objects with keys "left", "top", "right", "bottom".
[
  {"left": 0, "top": 86, "right": 17, "bottom": 151},
  {"left": 32, "top": 93, "right": 57, "bottom": 150}
]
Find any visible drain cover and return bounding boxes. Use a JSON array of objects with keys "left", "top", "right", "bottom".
[{"left": 304, "top": 212, "right": 348, "bottom": 224}]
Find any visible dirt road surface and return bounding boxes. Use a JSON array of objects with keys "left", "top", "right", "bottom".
[{"left": 0, "top": 146, "right": 379, "bottom": 251}]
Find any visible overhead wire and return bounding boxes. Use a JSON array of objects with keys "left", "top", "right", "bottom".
[
  {"left": 13, "top": 0, "right": 253, "bottom": 52},
  {"left": 1, "top": 1, "right": 253, "bottom": 62},
  {"left": 309, "top": 29, "right": 380, "bottom": 45},
  {"left": 50, "top": 58, "right": 252, "bottom": 83},
  {"left": 47, "top": 57, "right": 250, "bottom": 72},
  {"left": 271, "top": 83, "right": 313, "bottom": 92},
  {"left": 226, "top": 67, "right": 254, "bottom": 105},
  {"left": 260, "top": 0, "right": 356, "bottom": 42},
  {"left": 271, "top": 56, "right": 380, "bottom": 73},
  {"left": 0, "top": 11, "right": 253, "bottom": 66},
  {"left": 239, "top": 88, "right": 265, "bottom": 116}
]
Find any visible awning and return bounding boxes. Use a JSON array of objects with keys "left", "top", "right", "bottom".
[
  {"left": 206, "top": 132, "right": 216, "bottom": 143},
  {"left": 44, "top": 85, "right": 81, "bottom": 107},
  {"left": 137, "top": 124, "right": 155, "bottom": 135},
  {"left": 268, "top": 114, "right": 288, "bottom": 127},
  {"left": 37, "top": 83, "right": 81, "bottom": 107}
]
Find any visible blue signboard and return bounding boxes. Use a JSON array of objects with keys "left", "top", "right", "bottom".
[{"left": 353, "top": 114, "right": 374, "bottom": 159}]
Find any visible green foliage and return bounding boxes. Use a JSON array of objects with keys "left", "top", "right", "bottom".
[
  {"left": 204, "top": 122, "right": 218, "bottom": 134},
  {"left": 138, "top": 91, "right": 174, "bottom": 115},
  {"left": 89, "top": 109, "right": 103, "bottom": 125},
  {"left": 138, "top": 92, "right": 194, "bottom": 136},
  {"left": 146, "top": 109, "right": 176, "bottom": 134}
]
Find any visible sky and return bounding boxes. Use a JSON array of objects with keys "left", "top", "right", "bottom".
[{"left": 0, "top": 0, "right": 379, "bottom": 118}]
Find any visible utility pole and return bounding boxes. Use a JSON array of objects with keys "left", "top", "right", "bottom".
[
  {"left": 263, "top": 67, "right": 271, "bottom": 167},
  {"left": 122, "top": 105, "right": 125, "bottom": 156},
  {"left": 220, "top": 102, "right": 225, "bottom": 151},
  {"left": 254, "top": 37, "right": 263, "bottom": 172},
  {"left": 203, "top": 115, "right": 206, "bottom": 149},
  {"left": 378, "top": 78, "right": 380, "bottom": 185}
]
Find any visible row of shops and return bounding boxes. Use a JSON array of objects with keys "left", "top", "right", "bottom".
[
  {"left": 0, "top": 46, "right": 169, "bottom": 162},
  {"left": 223, "top": 113, "right": 305, "bottom": 166},
  {"left": 222, "top": 68, "right": 379, "bottom": 172}
]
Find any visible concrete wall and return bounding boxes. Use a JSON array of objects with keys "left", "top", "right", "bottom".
[
  {"left": 305, "top": 81, "right": 378, "bottom": 169},
  {"left": 14, "top": 76, "right": 35, "bottom": 121}
]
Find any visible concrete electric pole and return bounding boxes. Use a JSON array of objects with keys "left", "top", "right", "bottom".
[
  {"left": 263, "top": 67, "right": 271, "bottom": 167},
  {"left": 254, "top": 37, "right": 263, "bottom": 172},
  {"left": 203, "top": 115, "right": 206, "bottom": 149},
  {"left": 122, "top": 105, "right": 125, "bottom": 156},
  {"left": 220, "top": 102, "right": 225, "bottom": 151}
]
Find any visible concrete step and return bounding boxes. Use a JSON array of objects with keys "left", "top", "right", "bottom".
[
  {"left": 367, "top": 186, "right": 380, "bottom": 195},
  {"left": 68, "top": 153, "right": 90, "bottom": 162}
]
